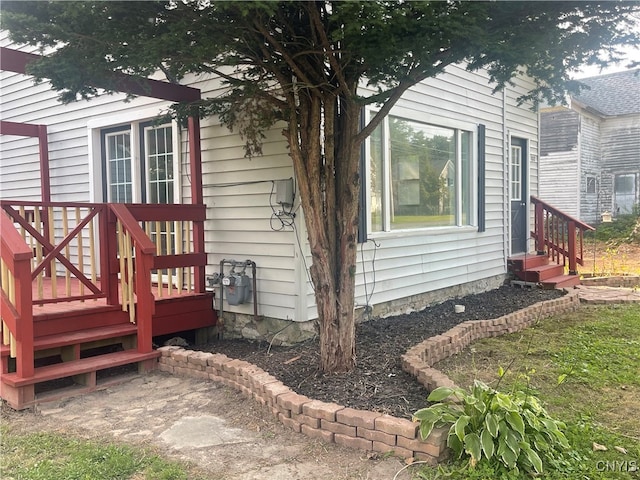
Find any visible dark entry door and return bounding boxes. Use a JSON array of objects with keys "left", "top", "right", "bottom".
[{"left": 510, "top": 138, "right": 528, "bottom": 254}]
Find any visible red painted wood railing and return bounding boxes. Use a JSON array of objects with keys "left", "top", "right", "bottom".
[
  {"left": 0, "top": 200, "right": 208, "bottom": 375},
  {"left": 531, "top": 196, "right": 595, "bottom": 275},
  {"left": 0, "top": 200, "right": 207, "bottom": 306},
  {"left": 1, "top": 201, "right": 109, "bottom": 304},
  {"left": 0, "top": 210, "right": 35, "bottom": 378},
  {"left": 109, "top": 204, "right": 156, "bottom": 353}
]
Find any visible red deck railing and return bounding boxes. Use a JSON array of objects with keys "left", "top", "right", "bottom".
[
  {"left": 0, "top": 200, "right": 207, "bottom": 374},
  {"left": 0, "top": 210, "right": 35, "bottom": 379},
  {"left": 531, "top": 196, "right": 595, "bottom": 275}
]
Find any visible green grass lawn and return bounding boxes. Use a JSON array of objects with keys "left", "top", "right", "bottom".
[
  {"left": 415, "top": 304, "right": 640, "bottom": 480},
  {"left": 0, "top": 427, "right": 203, "bottom": 480}
]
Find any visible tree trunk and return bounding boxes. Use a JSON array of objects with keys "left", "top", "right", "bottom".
[{"left": 285, "top": 93, "right": 361, "bottom": 373}]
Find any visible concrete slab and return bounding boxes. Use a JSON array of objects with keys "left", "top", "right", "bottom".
[{"left": 160, "top": 415, "right": 254, "bottom": 448}]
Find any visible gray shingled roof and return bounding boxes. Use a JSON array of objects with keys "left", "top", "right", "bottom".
[{"left": 572, "top": 68, "right": 640, "bottom": 116}]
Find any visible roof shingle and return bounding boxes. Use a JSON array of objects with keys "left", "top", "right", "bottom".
[{"left": 572, "top": 69, "right": 640, "bottom": 116}]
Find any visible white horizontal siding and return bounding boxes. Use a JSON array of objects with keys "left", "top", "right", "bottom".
[
  {"left": 1, "top": 35, "right": 539, "bottom": 324},
  {"left": 198, "top": 115, "right": 299, "bottom": 320},
  {"left": 538, "top": 151, "right": 579, "bottom": 217}
]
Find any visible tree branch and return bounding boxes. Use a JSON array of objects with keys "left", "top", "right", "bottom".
[{"left": 307, "top": 3, "right": 353, "bottom": 99}]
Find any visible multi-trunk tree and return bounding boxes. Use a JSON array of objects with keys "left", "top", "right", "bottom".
[{"left": 3, "top": 1, "right": 638, "bottom": 372}]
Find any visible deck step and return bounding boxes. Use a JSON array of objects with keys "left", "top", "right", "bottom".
[
  {"left": 507, "top": 254, "right": 549, "bottom": 271},
  {"left": 514, "top": 263, "right": 565, "bottom": 282},
  {"left": 1, "top": 350, "right": 160, "bottom": 388},
  {"left": 540, "top": 274, "right": 581, "bottom": 289},
  {"left": 0, "top": 324, "right": 138, "bottom": 357}
]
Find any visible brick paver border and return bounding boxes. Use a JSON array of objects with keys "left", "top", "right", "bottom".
[
  {"left": 580, "top": 275, "right": 640, "bottom": 288},
  {"left": 157, "top": 290, "right": 583, "bottom": 463}
]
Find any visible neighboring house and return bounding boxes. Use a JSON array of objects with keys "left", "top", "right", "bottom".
[
  {"left": 1, "top": 32, "right": 542, "bottom": 346},
  {"left": 539, "top": 69, "right": 640, "bottom": 224}
]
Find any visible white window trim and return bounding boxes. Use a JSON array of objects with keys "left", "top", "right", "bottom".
[
  {"left": 87, "top": 107, "right": 182, "bottom": 204},
  {"left": 510, "top": 144, "right": 522, "bottom": 202},
  {"left": 365, "top": 108, "right": 478, "bottom": 238}
]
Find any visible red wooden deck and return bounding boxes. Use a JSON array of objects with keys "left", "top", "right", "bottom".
[
  {"left": 1, "top": 201, "right": 216, "bottom": 409},
  {"left": 30, "top": 276, "right": 216, "bottom": 336}
]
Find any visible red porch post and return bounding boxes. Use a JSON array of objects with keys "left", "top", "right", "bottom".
[
  {"left": 567, "top": 220, "right": 577, "bottom": 275},
  {"left": 188, "top": 115, "right": 206, "bottom": 293},
  {"left": 37, "top": 125, "right": 51, "bottom": 204},
  {"left": 0, "top": 211, "right": 35, "bottom": 379},
  {"left": 103, "top": 206, "right": 120, "bottom": 306},
  {"left": 534, "top": 200, "right": 545, "bottom": 255}
]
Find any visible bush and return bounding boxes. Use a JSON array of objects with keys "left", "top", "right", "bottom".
[
  {"left": 586, "top": 210, "right": 640, "bottom": 244},
  {"left": 413, "top": 380, "right": 571, "bottom": 477}
]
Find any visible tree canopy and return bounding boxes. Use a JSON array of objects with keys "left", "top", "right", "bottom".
[{"left": 3, "top": 1, "right": 639, "bottom": 372}]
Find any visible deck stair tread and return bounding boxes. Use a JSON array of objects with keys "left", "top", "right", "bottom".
[
  {"left": 508, "top": 253, "right": 582, "bottom": 290},
  {"left": 507, "top": 254, "right": 550, "bottom": 270},
  {"left": 1, "top": 350, "right": 160, "bottom": 388},
  {"left": 514, "top": 263, "right": 565, "bottom": 282},
  {"left": 540, "top": 274, "right": 581, "bottom": 289},
  {"left": 0, "top": 324, "right": 138, "bottom": 357}
]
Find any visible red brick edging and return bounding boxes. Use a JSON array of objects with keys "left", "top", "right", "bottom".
[
  {"left": 580, "top": 275, "right": 640, "bottom": 288},
  {"left": 157, "top": 290, "right": 581, "bottom": 463},
  {"left": 400, "top": 291, "right": 581, "bottom": 393}
]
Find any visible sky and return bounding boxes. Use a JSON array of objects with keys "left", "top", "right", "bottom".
[
  {"left": 574, "top": 47, "right": 640, "bottom": 78},
  {"left": 573, "top": 17, "right": 640, "bottom": 79}
]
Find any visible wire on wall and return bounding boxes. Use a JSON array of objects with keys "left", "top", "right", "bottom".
[
  {"left": 268, "top": 179, "right": 297, "bottom": 231},
  {"left": 360, "top": 238, "right": 379, "bottom": 321},
  {"left": 264, "top": 179, "right": 317, "bottom": 294}
]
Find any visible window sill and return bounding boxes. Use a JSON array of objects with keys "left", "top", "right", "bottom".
[{"left": 367, "top": 224, "right": 479, "bottom": 240}]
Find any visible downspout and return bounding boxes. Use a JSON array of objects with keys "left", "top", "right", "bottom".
[{"left": 503, "top": 87, "right": 509, "bottom": 266}]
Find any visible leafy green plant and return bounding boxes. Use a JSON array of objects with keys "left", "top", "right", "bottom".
[
  {"left": 585, "top": 210, "right": 640, "bottom": 244},
  {"left": 413, "top": 380, "right": 570, "bottom": 477}
]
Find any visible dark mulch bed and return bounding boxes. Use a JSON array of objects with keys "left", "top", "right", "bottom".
[{"left": 195, "top": 285, "right": 564, "bottom": 419}]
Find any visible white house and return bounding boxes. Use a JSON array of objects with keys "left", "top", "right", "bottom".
[
  {"left": 540, "top": 69, "right": 640, "bottom": 224},
  {"left": 0, "top": 32, "right": 541, "bottom": 345}
]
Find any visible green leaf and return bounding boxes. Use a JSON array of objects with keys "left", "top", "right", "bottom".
[
  {"left": 497, "top": 436, "right": 507, "bottom": 456},
  {"left": 464, "top": 432, "right": 482, "bottom": 462},
  {"left": 454, "top": 415, "right": 471, "bottom": 442},
  {"left": 493, "top": 393, "right": 516, "bottom": 412},
  {"left": 532, "top": 433, "right": 549, "bottom": 452},
  {"left": 480, "top": 428, "right": 495, "bottom": 460},
  {"left": 506, "top": 430, "right": 522, "bottom": 458},
  {"left": 540, "top": 418, "right": 559, "bottom": 433},
  {"left": 498, "top": 366, "right": 505, "bottom": 378},
  {"left": 413, "top": 407, "right": 439, "bottom": 423},
  {"left": 501, "top": 445, "right": 518, "bottom": 469},
  {"left": 447, "top": 431, "right": 464, "bottom": 457},
  {"left": 498, "top": 419, "right": 509, "bottom": 436},
  {"left": 427, "top": 387, "right": 454, "bottom": 402},
  {"left": 485, "top": 412, "right": 499, "bottom": 438},
  {"left": 419, "top": 419, "right": 436, "bottom": 441},
  {"left": 506, "top": 411, "right": 525, "bottom": 437},
  {"left": 522, "top": 444, "right": 544, "bottom": 474}
]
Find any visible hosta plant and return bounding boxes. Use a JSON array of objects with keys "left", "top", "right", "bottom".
[{"left": 413, "top": 380, "right": 570, "bottom": 477}]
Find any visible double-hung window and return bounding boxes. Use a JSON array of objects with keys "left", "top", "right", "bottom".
[
  {"left": 101, "top": 121, "right": 178, "bottom": 204},
  {"left": 100, "top": 120, "right": 179, "bottom": 278},
  {"left": 367, "top": 113, "right": 475, "bottom": 233}
]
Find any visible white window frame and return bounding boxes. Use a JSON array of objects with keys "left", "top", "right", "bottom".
[
  {"left": 510, "top": 145, "right": 522, "bottom": 202},
  {"left": 87, "top": 108, "right": 182, "bottom": 204},
  {"left": 365, "top": 108, "right": 478, "bottom": 236}
]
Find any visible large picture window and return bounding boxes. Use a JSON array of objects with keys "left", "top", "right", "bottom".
[{"left": 368, "top": 114, "right": 475, "bottom": 232}]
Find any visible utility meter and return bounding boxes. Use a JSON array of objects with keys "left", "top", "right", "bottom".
[{"left": 223, "top": 271, "right": 251, "bottom": 305}]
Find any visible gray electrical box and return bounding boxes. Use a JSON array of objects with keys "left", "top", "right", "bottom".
[
  {"left": 275, "top": 178, "right": 294, "bottom": 208},
  {"left": 222, "top": 273, "right": 252, "bottom": 305}
]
